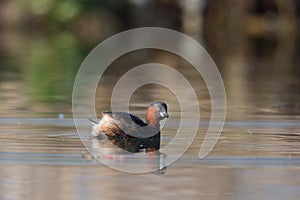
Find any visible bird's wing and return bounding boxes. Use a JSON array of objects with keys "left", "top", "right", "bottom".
[
  {"left": 102, "top": 112, "right": 154, "bottom": 138},
  {"left": 102, "top": 111, "right": 147, "bottom": 126}
]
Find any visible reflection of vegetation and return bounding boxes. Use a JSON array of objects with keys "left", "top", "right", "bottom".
[
  {"left": 25, "top": 32, "right": 83, "bottom": 104},
  {"left": 0, "top": 0, "right": 133, "bottom": 106},
  {"left": 19, "top": 0, "right": 132, "bottom": 105},
  {"left": 29, "top": 0, "right": 81, "bottom": 21}
]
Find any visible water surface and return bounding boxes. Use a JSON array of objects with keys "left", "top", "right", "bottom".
[{"left": 1, "top": 117, "right": 300, "bottom": 199}]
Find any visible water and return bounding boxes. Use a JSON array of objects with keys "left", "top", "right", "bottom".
[
  {"left": 1, "top": 56, "right": 300, "bottom": 199},
  {"left": 1, "top": 62, "right": 299, "bottom": 199},
  {"left": 0, "top": 116, "right": 300, "bottom": 199}
]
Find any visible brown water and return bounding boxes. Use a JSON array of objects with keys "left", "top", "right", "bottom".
[
  {"left": 0, "top": 115, "right": 300, "bottom": 200},
  {"left": 1, "top": 62, "right": 300, "bottom": 200},
  {"left": 1, "top": 62, "right": 300, "bottom": 199}
]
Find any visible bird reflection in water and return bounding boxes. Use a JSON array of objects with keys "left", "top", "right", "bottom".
[
  {"left": 85, "top": 102, "right": 169, "bottom": 174},
  {"left": 88, "top": 136, "right": 167, "bottom": 174}
]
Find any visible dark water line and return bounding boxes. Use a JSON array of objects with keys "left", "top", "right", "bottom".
[
  {"left": 0, "top": 118, "right": 299, "bottom": 128},
  {"left": 1, "top": 151, "right": 300, "bottom": 167}
]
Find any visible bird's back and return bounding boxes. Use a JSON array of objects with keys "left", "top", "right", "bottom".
[{"left": 99, "top": 111, "right": 158, "bottom": 138}]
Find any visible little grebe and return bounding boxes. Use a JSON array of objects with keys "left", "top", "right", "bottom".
[{"left": 90, "top": 102, "right": 169, "bottom": 150}]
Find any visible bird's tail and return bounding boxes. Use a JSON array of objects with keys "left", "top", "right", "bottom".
[{"left": 87, "top": 117, "right": 99, "bottom": 124}]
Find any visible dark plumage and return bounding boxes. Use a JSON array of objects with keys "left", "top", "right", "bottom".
[{"left": 90, "top": 102, "right": 169, "bottom": 151}]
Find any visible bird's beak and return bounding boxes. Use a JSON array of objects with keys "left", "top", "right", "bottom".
[{"left": 160, "top": 112, "right": 169, "bottom": 118}]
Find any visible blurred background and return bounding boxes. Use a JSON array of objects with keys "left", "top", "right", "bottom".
[
  {"left": 1, "top": 1, "right": 300, "bottom": 199},
  {"left": 0, "top": 0, "right": 299, "bottom": 120}
]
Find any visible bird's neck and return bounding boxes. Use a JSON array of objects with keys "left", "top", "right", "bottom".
[
  {"left": 146, "top": 114, "right": 160, "bottom": 127},
  {"left": 146, "top": 106, "right": 160, "bottom": 127},
  {"left": 145, "top": 117, "right": 160, "bottom": 137},
  {"left": 146, "top": 116, "right": 160, "bottom": 127}
]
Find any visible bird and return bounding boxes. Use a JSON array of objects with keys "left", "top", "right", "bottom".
[{"left": 89, "top": 102, "right": 169, "bottom": 151}]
